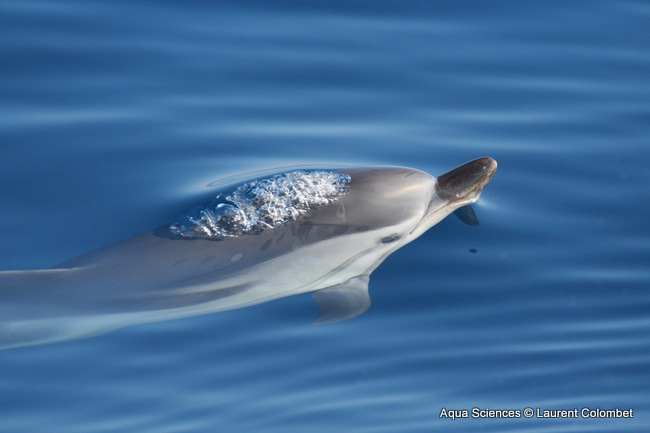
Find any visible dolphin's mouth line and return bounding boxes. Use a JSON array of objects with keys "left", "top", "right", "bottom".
[{"left": 409, "top": 204, "right": 451, "bottom": 236}]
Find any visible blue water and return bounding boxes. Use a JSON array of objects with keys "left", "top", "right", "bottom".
[{"left": 1, "top": 0, "right": 649, "bottom": 431}]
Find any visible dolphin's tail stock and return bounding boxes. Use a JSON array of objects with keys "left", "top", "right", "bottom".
[
  {"left": 0, "top": 268, "right": 97, "bottom": 349},
  {"left": 0, "top": 268, "right": 74, "bottom": 308},
  {"left": 0, "top": 315, "right": 87, "bottom": 350},
  {"left": 0, "top": 315, "right": 115, "bottom": 350}
]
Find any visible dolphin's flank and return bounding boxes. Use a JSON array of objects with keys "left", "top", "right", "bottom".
[{"left": 0, "top": 158, "right": 497, "bottom": 349}]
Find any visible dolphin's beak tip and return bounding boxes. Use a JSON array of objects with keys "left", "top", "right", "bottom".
[
  {"left": 476, "top": 156, "right": 498, "bottom": 173},
  {"left": 482, "top": 157, "right": 498, "bottom": 180}
]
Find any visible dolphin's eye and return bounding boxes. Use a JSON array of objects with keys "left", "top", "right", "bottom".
[
  {"left": 380, "top": 234, "right": 401, "bottom": 244},
  {"left": 336, "top": 204, "right": 346, "bottom": 221}
]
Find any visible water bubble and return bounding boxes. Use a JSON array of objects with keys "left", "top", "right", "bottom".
[{"left": 170, "top": 170, "right": 351, "bottom": 239}]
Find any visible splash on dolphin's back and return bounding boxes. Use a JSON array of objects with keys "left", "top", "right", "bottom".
[{"left": 169, "top": 170, "right": 351, "bottom": 239}]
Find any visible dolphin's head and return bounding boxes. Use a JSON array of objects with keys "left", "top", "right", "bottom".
[
  {"left": 328, "top": 166, "right": 437, "bottom": 232},
  {"left": 332, "top": 157, "right": 497, "bottom": 244}
]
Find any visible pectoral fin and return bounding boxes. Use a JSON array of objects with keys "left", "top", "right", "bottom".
[
  {"left": 453, "top": 205, "right": 480, "bottom": 226},
  {"left": 312, "top": 275, "right": 371, "bottom": 325}
]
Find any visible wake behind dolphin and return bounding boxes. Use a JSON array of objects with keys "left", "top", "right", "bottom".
[{"left": 0, "top": 158, "right": 497, "bottom": 349}]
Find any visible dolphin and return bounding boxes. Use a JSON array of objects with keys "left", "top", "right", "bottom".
[{"left": 0, "top": 157, "right": 497, "bottom": 349}]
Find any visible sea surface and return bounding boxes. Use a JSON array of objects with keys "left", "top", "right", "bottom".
[{"left": 1, "top": 1, "right": 649, "bottom": 432}]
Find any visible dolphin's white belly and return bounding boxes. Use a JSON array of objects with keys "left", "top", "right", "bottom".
[{"left": 152, "top": 220, "right": 415, "bottom": 314}]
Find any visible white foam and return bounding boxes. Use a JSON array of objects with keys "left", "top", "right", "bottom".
[{"left": 169, "top": 170, "right": 351, "bottom": 239}]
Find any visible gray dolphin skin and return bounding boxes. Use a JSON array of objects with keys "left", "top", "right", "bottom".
[{"left": 0, "top": 157, "right": 497, "bottom": 349}]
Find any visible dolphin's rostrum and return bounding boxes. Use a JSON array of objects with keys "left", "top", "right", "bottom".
[{"left": 0, "top": 158, "right": 497, "bottom": 349}]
